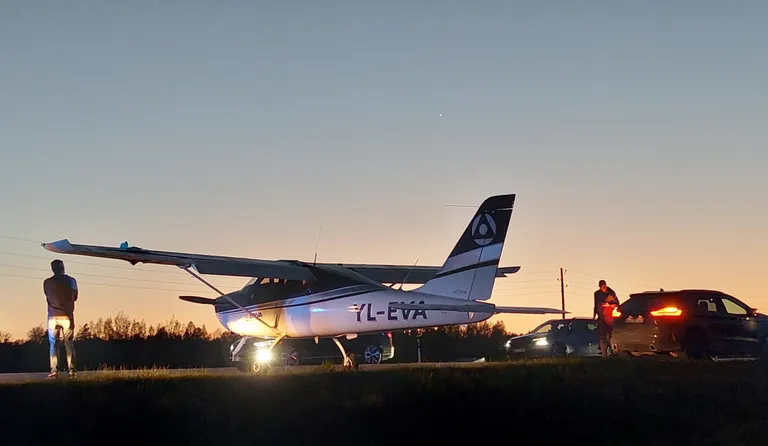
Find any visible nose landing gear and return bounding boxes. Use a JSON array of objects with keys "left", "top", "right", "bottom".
[{"left": 332, "top": 337, "right": 359, "bottom": 370}]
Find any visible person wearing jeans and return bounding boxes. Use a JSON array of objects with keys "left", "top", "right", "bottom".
[{"left": 43, "top": 259, "right": 78, "bottom": 378}]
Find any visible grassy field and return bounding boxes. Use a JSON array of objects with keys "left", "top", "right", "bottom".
[{"left": 1, "top": 358, "right": 767, "bottom": 445}]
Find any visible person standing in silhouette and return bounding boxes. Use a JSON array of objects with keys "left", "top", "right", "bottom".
[
  {"left": 43, "top": 259, "right": 78, "bottom": 378},
  {"left": 594, "top": 280, "right": 619, "bottom": 358}
]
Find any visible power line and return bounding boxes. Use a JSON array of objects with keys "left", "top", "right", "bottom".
[
  {"left": 493, "top": 289, "right": 558, "bottom": 297},
  {"left": 0, "top": 272, "right": 229, "bottom": 294},
  {"left": 497, "top": 277, "right": 560, "bottom": 285},
  {"left": 0, "top": 249, "right": 244, "bottom": 281},
  {"left": 510, "top": 269, "right": 559, "bottom": 276},
  {"left": 0, "top": 235, "right": 41, "bottom": 244},
  {"left": 493, "top": 286, "right": 560, "bottom": 294},
  {"left": 0, "top": 262, "right": 234, "bottom": 287},
  {"left": 0, "top": 249, "right": 187, "bottom": 275},
  {"left": 567, "top": 269, "right": 659, "bottom": 290}
]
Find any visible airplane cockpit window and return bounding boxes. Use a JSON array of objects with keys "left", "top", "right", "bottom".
[
  {"left": 309, "top": 265, "right": 386, "bottom": 293},
  {"left": 244, "top": 277, "right": 314, "bottom": 304},
  {"left": 237, "top": 266, "right": 384, "bottom": 305}
]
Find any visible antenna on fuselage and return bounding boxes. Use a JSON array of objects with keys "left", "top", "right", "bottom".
[
  {"left": 397, "top": 258, "right": 419, "bottom": 290},
  {"left": 313, "top": 227, "right": 322, "bottom": 266}
]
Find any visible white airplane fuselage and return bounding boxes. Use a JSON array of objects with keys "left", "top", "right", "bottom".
[
  {"left": 216, "top": 287, "right": 493, "bottom": 339},
  {"left": 40, "top": 194, "right": 568, "bottom": 349}
]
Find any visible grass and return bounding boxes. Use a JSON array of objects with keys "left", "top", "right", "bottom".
[{"left": 1, "top": 358, "right": 768, "bottom": 445}]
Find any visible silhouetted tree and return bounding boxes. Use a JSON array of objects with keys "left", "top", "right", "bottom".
[
  {"left": 26, "top": 325, "right": 46, "bottom": 344},
  {"left": 0, "top": 312, "right": 518, "bottom": 372}
]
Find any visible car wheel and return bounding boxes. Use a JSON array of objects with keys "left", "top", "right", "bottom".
[
  {"left": 680, "top": 329, "right": 708, "bottom": 360},
  {"left": 282, "top": 350, "right": 300, "bottom": 366},
  {"left": 551, "top": 342, "right": 567, "bottom": 356},
  {"left": 363, "top": 344, "right": 383, "bottom": 364}
]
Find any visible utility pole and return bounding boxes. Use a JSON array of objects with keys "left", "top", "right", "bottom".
[{"left": 560, "top": 267, "right": 566, "bottom": 319}]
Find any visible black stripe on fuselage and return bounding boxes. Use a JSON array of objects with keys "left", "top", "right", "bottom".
[
  {"left": 214, "top": 286, "right": 381, "bottom": 315},
  {"left": 431, "top": 259, "right": 500, "bottom": 280},
  {"left": 215, "top": 260, "right": 499, "bottom": 315}
]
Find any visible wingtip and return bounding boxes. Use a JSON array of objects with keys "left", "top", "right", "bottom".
[{"left": 41, "top": 239, "right": 72, "bottom": 253}]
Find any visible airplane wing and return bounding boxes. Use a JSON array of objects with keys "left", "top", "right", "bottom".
[
  {"left": 41, "top": 239, "right": 520, "bottom": 284},
  {"left": 388, "top": 302, "right": 567, "bottom": 315},
  {"left": 42, "top": 239, "right": 316, "bottom": 281}
]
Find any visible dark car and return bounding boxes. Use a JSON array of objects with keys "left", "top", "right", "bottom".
[
  {"left": 610, "top": 289, "right": 768, "bottom": 359},
  {"left": 230, "top": 332, "right": 395, "bottom": 372},
  {"left": 505, "top": 318, "right": 603, "bottom": 358}
]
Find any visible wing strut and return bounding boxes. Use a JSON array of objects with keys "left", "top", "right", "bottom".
[
  {"left": 179, "top": 266, "right": 284, "bottom": 336},
  {"left": 181, "top": 265, "right": 226, "bottom": 296}
]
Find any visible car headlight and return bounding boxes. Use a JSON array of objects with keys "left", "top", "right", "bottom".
[
  {"left": 504, "top": 340, "right": 511, "bottom": 348},
  {"left": 256, "top": 348, "right": 272, "bottom": 363},
  {"left": 532, "top": 338, "right": 548, "bottom": 347}
]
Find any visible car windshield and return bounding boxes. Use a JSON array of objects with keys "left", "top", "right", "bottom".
[
  {"left": 569, "top": 320, "right": 598, "bottom": 332},
  {"left": 529, "top": 322, "right": 553, "bottom": 334}
]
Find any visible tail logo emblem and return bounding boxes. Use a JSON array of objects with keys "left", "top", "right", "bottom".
[{"left": 471, "top": 213, "right": 496, "bottom": 246}]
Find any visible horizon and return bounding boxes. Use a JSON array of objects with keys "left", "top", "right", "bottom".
[{"left": 2, "top": 1, "right": 767, "bottom": 339}]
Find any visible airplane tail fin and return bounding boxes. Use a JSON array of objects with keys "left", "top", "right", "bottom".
[{"left": 415, "top": 194, "right": 515, "bottom": 301}]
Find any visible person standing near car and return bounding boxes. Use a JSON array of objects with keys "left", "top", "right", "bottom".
[
  {"left": 43, "top": 259, "right": 78, "bottom": 378},
  {"left": 594, "top": 280, "right": 619, "bottom": 358}
]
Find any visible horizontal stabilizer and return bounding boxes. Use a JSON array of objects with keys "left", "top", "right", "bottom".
[
  {"left": 178, "top": 296, "right": 218, "bottom": 305},
  {"left": 493, "top": 306, "right": 568, "bottom": 315},
  {"left": 388, "top": 302, "right": 567, "bottom": 315}
]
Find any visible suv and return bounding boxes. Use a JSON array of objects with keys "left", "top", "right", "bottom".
[
  {"left": 230, "top": 332, "right": 395, "bottom": 372},
  {"left": 610, "top": 289, "right": 768, "bottom": 359},
  {"left": 505, "top": 318, "right": 603, "bottom": 358}
]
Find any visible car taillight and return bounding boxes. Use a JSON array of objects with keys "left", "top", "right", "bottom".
[
  {"left": 612, "top": 308, "right": 621, "bottom": 318},
  {"left": 386, "top": 332, "right": 392, "bottom": 339},
  {"left": 650, "top": 306, "right": 682, "bottom": 317}
]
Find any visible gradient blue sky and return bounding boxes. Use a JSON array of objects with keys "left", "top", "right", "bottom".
[{"left": 1, "top": 1, "right": 767, "bottom": 339}]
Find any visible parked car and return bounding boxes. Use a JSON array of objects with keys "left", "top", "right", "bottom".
[
  {"left": 504, "top": 317, "right": 603, "bottom": 358},
  {"left": 610, "top": 289, "right": 768, "bottom": 359},
  {"left": 230, "top": 332, "right": 395, "bottom": 372}
]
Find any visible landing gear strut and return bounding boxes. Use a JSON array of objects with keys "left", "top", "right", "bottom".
[{"left": 332, "top": 337, "right": 358, "bottom": 370}]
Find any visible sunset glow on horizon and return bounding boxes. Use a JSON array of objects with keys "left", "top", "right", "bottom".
[{"left": 2, "top": 2, "right": 767, "bottom": 340}]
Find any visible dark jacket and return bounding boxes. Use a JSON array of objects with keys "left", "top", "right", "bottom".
[
  {"left": 593, "top": 287, "right": 619, "bottom": 321},
  {"left": 44, "top": 274, "right": 78, "bottom": 318}
]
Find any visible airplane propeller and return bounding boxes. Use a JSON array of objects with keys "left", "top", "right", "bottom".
[{"left": 178, "top": 295, "right": 218, "bottom": 305}]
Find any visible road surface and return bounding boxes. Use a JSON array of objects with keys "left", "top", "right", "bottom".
[{"left": 0, "top": 359, "right": 489, "bottom": 384}]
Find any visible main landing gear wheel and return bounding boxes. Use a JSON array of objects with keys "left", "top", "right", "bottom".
[
  {"left": 251, "top": 360, "right": 264, "bottom": 373},
  {"left": 236, "top": 359, "right": 264, "bottom": 374},
  {"left": 363, "top": 345, "right": 383, "bottom": 364},
  {"left": 333, "top": 337, "right": 359, "bottom": 371},
  {"left": 551, "top": 342, "right": 567, "bottom": 357}
]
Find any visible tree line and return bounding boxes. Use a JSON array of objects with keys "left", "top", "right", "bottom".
[{"left": 0, "top": 312, "right": 519, "bottom": 372}]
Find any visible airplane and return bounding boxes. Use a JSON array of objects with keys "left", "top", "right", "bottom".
[{"left": 41, "top": 193, "right": 566, "bottom": 371}]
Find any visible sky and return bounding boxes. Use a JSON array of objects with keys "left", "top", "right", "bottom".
[{"left": 1, "top": 1, "right": 767, "bottom": 340}]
